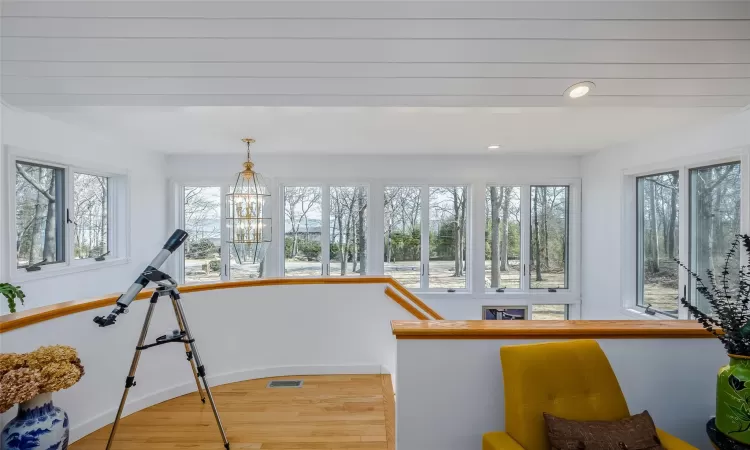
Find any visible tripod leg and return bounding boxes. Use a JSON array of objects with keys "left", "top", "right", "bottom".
[
  {"left": 105, "top": 294, "right": 159, "bottom": 450},
  {"left": 172, "top": 293, "right": 230, "bottom": 450},
  {"left": 170, "top": 297, "right": 206, "bottom": 403}
]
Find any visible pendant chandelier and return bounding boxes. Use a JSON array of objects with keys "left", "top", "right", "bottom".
[{"left": 225, "top": 138, "right": 271, "bottom": 265}]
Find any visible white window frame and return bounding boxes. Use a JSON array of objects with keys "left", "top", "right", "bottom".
[
  {"left": 6, "top": 147, "right": 130, "bottom": 282},
  {"left": 171, "top": 175, "right": 581, "bottom": 317},
  {"left": 477, "top": 180, "right": 581, "bottom": 305},
  {"left": 278, "top": 181, "right": 371, "bottom": 278},
  {"left": 380, "top": 182, "right": 473, "bottom": 293},
  {"left": 170, "top": 176, "right": 280, "bottom": 284},
  {"left": 621, "top": 148, "right": 750, "bottom": 320},
  {"left": 174, "top": 182, "right": 229, "bottom": 284}
]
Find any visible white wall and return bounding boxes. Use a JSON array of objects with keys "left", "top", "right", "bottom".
[
  {"left": 581, "top": 108, "right": 750, "bottom": 319},
  {"left": 0, "top": 282, "right": 410, "bottom": 442},
  {"left": 396, "top": 337, "right": 727, "bottom": 450},
  {"left": 0, "top": 105, "right": 168, "bottom": 313},
  {"left": 166, "top": 152, "right": 582, "bottom": 319}
]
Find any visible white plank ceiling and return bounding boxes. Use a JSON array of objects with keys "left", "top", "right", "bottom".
[{"left": 2, "top": 0, "right": 750, "bottom": 107}]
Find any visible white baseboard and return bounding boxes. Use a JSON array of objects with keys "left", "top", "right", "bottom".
[{"left": 70, "top": 364, "right": 388, "bottom": 443}]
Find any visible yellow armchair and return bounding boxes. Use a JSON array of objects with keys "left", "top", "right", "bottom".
[{"left": 483, "top": 340, "right": 697, "bottom": 450}]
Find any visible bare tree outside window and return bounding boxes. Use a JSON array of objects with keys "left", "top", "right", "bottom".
[
  {"left": 15, "top": 162, "right": 65, "bottom": 268},
  {"left": 429, "top": 186, "right": 468, "bottom": 290},
  {"left": 690, "top": 162, "right": 741, "bottom": 315},
  {"left": 183, "top": 186, "right": 221, "bottom": 283},
  {"left": 636, "top": 172, "right": 679, "bottom": 314},
  {"left": 485, "top": 186, "right": 521, "bottom": 289},
  {"left": 329, "top": 186, "right": 367, "bottom": 276},
  {"left": 73, "top": 173, "right": 108, "bottom": 259},
  {"left": 532, "top": 305, "right": 568, "bottom": 320},
  {"left": 384, "top": 186, "right": 422, "bottom": 288},
  {"left": 530, "top": 186, "right": 568, "bottom": 289},
  {"left": 284, "top": 186, "right": 322, "bottom": 276}
]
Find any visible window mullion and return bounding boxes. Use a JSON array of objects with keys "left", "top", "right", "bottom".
[
  {"left": 220, "top": 185, "right": 229, "bottom": 281},
  {"left": 470, "top": 182, "right": 485, "bottom": 295},
  {"left": 420, "top": 185, "right": 429, "bottom": 289},
  {"left": 321, "top": 185, "right": 331, "bottom": 276},
  {"left": 64, "top": 166, "right": 73, "bottom": 266},
  {"left": 520, "top": 185, "right": 531, "bottom": 292},
  {"left": 678, "top": 167, "right": 690, "bottom": 319},
  {"left": 369, "top": 181, "right": 385, "bottom": 276}
]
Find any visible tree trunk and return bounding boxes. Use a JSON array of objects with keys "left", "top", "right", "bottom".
[
  {"left": 28, "top": 169, "right": 44, "bottom": 264},
  {"left": 453, "top": 190, "right": 461, "bottom": 277},
  {"left": 357, "top": 189, "right": 366, "bottom": 274},
  {"left": 647, "top": 180, "right": 660, "bottom": 273},
  {"left": 338, "top": 214, "right": 345, "bottom": 275},
  {"left": 490, "top": 187, "right": 501, "bottom": 287},
  {"left": 500, "top": 187, "right": 511, "bottom": 272},
  {"left": 533, "top": 188, "right": 542, "bottom": 282},
  {"left": 667, "top": 177, "right": 677, "bottom": 259},
  {"left": 542, "top": 188, "right": 549, "bottom": 270},
  {"left": 42, "top": 175, "right": 56, "bottom": 261}
]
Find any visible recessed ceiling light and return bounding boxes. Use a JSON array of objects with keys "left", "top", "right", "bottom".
[
  {"left": 488, "top": 145, "right": 502, "bottom": 150},
  {"left": 564, "top": 81, "right": 596, "bottom": 99}
]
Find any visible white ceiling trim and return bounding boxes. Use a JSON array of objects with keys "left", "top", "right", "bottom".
[
  {"left": 4, "top": 18, "right": 750, "bottom": 39},
  {"left": 5, "top": 62, "right": 750, "bottom": 79},
  {"left": 6, "top": 38, "right": 750, "bottom": 63},
  {"left": 4, "top": 1, "right": 749, "bottom": 20},
  {"left": 7, "top": 94, "right": 749, "bottom": 107}
]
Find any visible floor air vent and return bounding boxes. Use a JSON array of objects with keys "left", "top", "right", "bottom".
[{"left": 267, "top": 380, "right": 304, "bottom": 388}]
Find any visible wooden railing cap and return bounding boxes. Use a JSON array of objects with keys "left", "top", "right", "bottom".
[
  {"left": 0, "top": 277, "right": 440, "bottom": 333},
  {"left": 391, "top": 320, "right": 715, "bottom": 339}
]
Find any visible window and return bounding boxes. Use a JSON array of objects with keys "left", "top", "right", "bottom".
[
  {"left": 73, "top": 173, "right": 109, "bottom": 260},
  {"left": 690, "top": 162, "right": 741, "bottom": 314},
  {"left": 183, "top": 186, "right": 222, "bottom": 283},
  {"left": 482, "top": 305, "right": 569, "bottom": 320},
  {"left": 329, "top": 186, "right": 368, "bottom": 276},
  {"left": 429, "top": 186, "right": 468, "bottom": 290},
  {"left": 531, "top": 304, "right": 568, "bottom": 320},
  {"left": 284, "top": 186, "right": 322, "bottom": 276},
  {"left": 485, "top": 186, "right": 521, "bottom": 290},
  {"left": 384, "top": 186, "right": 422, "bottom": 288},
  {"left": 636, "top": 172, "right": 679, "bottom": 315},
  {"left": 15, "top": 161, "right": 65, "bottom": 268},
  {"left": 530, "top": 186, "right": 569, "bottom": 289},
  {"left": 10, "top": 155, "right": 126, "bottom": 279},
  {"left": 483, "top": 306, "right": 526, "bottom": 320}
]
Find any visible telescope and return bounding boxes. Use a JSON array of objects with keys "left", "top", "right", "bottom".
[
  {"left": 94, "top": 228, "right": 230, "bottom": 449},
  {"left": 94, "top": 229, "right": 187, "bottom": 327}
]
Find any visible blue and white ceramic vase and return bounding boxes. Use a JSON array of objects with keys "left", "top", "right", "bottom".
[{"left": 1, "top": 393, "right": 69, "bottom": 450}]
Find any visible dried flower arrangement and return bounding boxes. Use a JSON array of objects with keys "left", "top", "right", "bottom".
[{"left": 0, "top": 345, "right": 84, "bottom": 413}]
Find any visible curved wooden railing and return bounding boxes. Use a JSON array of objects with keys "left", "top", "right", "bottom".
[
  {"left": 391, "top": 320, "right": 715, "bottom": 339},
  {"left": 0, "top": 276, "right": 443, "bottom": 333}
]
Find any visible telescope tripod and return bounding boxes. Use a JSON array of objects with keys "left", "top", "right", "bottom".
[{"left": 105, "top": 285, "right": 229, "bottom": 450}]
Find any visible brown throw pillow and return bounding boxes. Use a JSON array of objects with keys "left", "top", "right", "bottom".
[{"left": 544, "top": 411, "right": 664, "bottom": 450}]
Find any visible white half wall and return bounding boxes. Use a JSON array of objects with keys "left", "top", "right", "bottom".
[
  {"left": 0, "top": 104, "right": 168, "bottom": 313},
  {"left": 396, "top": 337, "right": 727, "bottom": 450},
  {"left": 0, "top": 282, "right": 413, "bottom": 442},
  {"left": 581, "top": 109, "right": 750, "bottom": 319}
]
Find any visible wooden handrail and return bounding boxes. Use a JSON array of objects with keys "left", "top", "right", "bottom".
[
  {"left": 391, "top": 320, "right": 716, "bottom": 339},
  {"left": 387, "top": 282, "right": 444, "bottom": 320},
  {"left": 384, "top": 287, "right": 429, "bottom": 320},
  {"left": 0, "top": 277, "right": 438, "bottom": 333}
]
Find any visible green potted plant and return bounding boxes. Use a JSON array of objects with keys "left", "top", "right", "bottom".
[
  {"left": 0, "top": 283, "right": 26, "bottom": 314},
  {"left": 679, "top": 235, "right": 750, "bottom": 444}
]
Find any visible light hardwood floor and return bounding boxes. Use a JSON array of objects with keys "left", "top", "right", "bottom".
[{"left": 71, "top": 374, "right": 395, "bottom": 450}]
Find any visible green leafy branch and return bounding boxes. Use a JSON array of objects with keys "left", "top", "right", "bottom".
[{"left": 0, "top": 283, "right": 25, "bottom": 314}]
